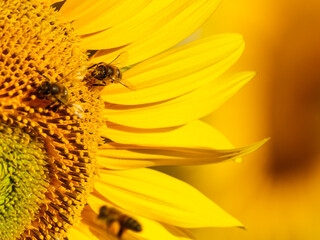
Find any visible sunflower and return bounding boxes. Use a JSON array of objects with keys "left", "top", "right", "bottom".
[{"left": 0, "top": 0, "right": 266, "bottom": 240}]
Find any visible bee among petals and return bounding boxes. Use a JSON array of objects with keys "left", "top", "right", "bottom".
[
  {"left": 85, "top": 52, "right": 136, "bottom": 91},
  {"left": 97, "top": 205, "right": 142, "bottom": 238}
]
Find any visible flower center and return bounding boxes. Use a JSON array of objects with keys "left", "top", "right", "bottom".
[
  {"left": 0, "top": 1, "right": 103, "bottom": 239},
  {"left": 0, "top": 124, "right": 49, "bottom": 240}
]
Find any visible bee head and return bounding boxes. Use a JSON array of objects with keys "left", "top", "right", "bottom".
[
  {"left": 92, "top": 64, "right": 108, "bottom": 80},
  {"left": 99, "top": 205, "right": 109, "bottom": 217},
  {"left": 38, "top": 81, "right": 51, "bottom": 95}
]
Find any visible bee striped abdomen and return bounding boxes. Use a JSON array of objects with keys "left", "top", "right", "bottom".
[{"left": 121, "top": 216, "right": 142, "bottom": 232}]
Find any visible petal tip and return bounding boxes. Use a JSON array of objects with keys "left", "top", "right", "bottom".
[{"left": 238, "top": 226, "right": 248, "bottom": 231}]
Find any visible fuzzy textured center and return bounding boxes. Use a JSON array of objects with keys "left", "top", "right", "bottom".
[{"left": 0, "top": 124, "right": 49, "bottom": 240}]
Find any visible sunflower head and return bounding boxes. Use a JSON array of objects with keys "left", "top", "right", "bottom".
[
  {"left": 0, "top": 0, "right": 269, "bottom": 239},
  {"left": 0, "top": 0, "right": 103, "bottom": 239}
]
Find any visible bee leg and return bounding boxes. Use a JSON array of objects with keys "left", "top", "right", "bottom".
[
  {"left": 52, "top": 102, "right": 61, "bottom": 112},
  {"left": 35, "top": 69, "right": 51, "bottom": 81},
  {"left": 87, "top": 62, "right": 103, "bottom": 70},
  {"left": 93, "top": 80, "right": 107, "bottom": 87},
  {"left": 45, "top": 100, "right": 57, "bottom": 110},
  {"left": 87, "top": 64, "right": 98, "bottom": 70},
  {"left": 44, "top": 100, "right": 61, "bottom": 112},
  {"left": 117, "top": 226, "right": 125, "bottom": 238}
]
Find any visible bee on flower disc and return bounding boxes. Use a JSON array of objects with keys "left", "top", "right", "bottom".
[
  {"left": 36, "top": 70, "right": 69, "bottom": 110},
  {"left": 36, "top": 70, "right": 84, "bottom": 117},
  {"left": 97, "top": 205, "right": 142, "bottom": 238}
]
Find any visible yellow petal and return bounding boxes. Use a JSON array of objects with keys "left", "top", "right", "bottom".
[
  {"left": 103, "top": 72, "right": 254, "bottom": 129},
  {"left": 73, "top": 0, "right": 151, "bottom": 35},
  {"left": 88, "top": 194, "right": 194, "bottom": 240},
  {"left": 94, "top": 168, "right": 242, "bottom": 228},
  {"left": 97, "top": 138, "right": 268, "bottom": 169},
  {"left": 101, "top": 34, "right": 244, "bottom": 105},
  {"left": 59, "top": 0, "right": 113, "bottom": 21},
  {"left": 68, "top": 226, "right": 101, "bottom": 240},
  {"left": 102, "top": 120, "right": 232, "bottom": 148},
  {"left": 88, "top": 0, "right": 220, "bottom": 65},
  {"left": 81, "top": 0, "right": 211, "bottom": 49}
]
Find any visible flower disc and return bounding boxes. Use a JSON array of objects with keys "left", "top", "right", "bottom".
[{"left": 0, "top": 1, "right": 103, "bottom": 239}]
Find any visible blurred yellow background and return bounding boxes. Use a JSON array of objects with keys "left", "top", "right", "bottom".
[{"left": 171, "top": 0, "right": 320, "bottom": 239}]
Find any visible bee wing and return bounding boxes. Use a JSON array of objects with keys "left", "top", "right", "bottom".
[
  {"left": 109, "top": 52, "right": 129, "bottom": 66},
  {"left": 66, "top": 102, "right": 84, "bottom": 118},
  {"left": 114, "top": 78, "right": 136, "bottom": 91},
  {"left": 55, "top": 64, "right": 89, "bottom": 83},
  {"left": 74, "top": 65, "right": 89, "bottom": 81}
]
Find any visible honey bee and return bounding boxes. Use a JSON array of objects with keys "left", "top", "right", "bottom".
[
  {"left": 36, "top": 70, "right": 84, "bottom": 117},
  {"left": 86, "top": 52, "right": 136, "bottom": 90},
  {"left": 36, "top": 70, "right": 69, "bottom": 111},
  {"left": 97, "top": 205, "right": 142, "bottom": 238}
]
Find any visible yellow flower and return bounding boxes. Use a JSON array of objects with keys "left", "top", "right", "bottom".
[{"left": 0, "top": 0, "right": 267, "bottom": 239}]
